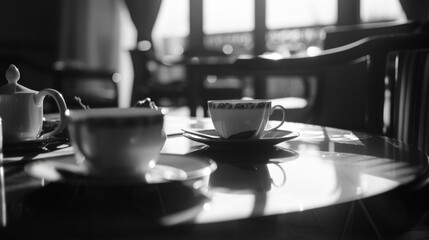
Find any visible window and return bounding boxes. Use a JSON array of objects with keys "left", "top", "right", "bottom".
[
  {"left": 203, "top": 0, "right": 254, "bottom": 34},
  {"left": 360, "top": 0, "right": 406, "bottom": 22},
  {"left": 266, "top": 0, "right": 337, "bottom": 29},
  {"left": 152, "top": 0, "right": 189, "bottom": 57},
  {"left": 202, "top": 0, "right": 254, "bottom": 55},
  {"left": 152, "top": 0, "right": 408, "bottom": 57},
  {"left": 266, "top": 0, "right": 336, "bottom": 55}
]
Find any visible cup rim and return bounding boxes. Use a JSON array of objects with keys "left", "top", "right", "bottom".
[
  {"left": 66, "top": 108, "right": 163, "bottom": 121},
  {"left": 208, "top": 99, "right": 271, "bottom": 110},
  {"left": 208, "top": 99, "right": 271, "bottom": 104}
]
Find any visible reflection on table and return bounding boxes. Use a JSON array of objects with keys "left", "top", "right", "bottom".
[{"left": 0, "top": 117, "right": 428, "bottom": 239}]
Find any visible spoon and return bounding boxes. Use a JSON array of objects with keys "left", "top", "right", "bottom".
[
  {"left": 181, "top": 129, "right": 220, "bottom": 139},
  {"left": 181, "top": 129, "right": 256, "bottom": 140},
  {"left": 228, "top": 130, "right": 256, "bottom": 139}
]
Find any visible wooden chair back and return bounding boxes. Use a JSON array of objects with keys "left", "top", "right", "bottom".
[{"left": 234, "top": 33, "right": 429, "bottom": 152}]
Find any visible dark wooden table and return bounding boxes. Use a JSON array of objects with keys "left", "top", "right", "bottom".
[{"left": 1, "top": 116, "right": 428, "bottom": 239}]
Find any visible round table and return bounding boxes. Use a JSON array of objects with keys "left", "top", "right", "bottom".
[{"left": 1, "top": 118, "right": 428, "bottom": 239}]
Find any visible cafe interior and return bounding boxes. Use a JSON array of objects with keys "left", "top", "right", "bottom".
[{"left": 1, "top": 0, "right": 429, "bottom": 239}]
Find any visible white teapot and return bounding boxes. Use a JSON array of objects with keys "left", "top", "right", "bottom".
[{"left": 0, "top": 64, "right": 67, "bottom": 143}]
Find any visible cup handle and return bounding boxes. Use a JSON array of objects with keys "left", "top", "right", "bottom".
[
  {"left": 34, "top": 89, "right": 68, "bottom": 139},
  {"left": 270, "top": 163, "right": 287, "bottom": 187},
  {"left": 265, "top": 104, "right": 286, "bottom": 132}
]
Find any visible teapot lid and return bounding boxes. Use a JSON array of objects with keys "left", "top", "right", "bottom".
[{"left": 0, "top": 64, "right": 37, "bottom": 94}]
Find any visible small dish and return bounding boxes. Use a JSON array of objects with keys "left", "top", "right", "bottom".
[
  {"left": 183, "top": 129, "right": 300, "bottom": 148},
  {"left": 4, "top": 136, "right": 69, "bottom": 152},
  {"left": 3, "top": 119, "right": 69, "bottom": 153},
  {"left": 25, "top": 154, "right": 217, "bottom": 185}
]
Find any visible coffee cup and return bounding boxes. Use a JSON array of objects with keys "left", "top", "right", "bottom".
[
  {"left": 0, "top": 65, "right": 67, "bottom": 143},
  {"left": 66, "top": 108, "right": 165, "bottom": 176},
  {"left": 207, "top": 99, "right": 286, "bottom": 139}
]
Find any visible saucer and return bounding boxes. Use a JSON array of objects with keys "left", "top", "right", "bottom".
[
  {"left": 188, "top": 146, "right": 300, "bottom": 164},
  {"left": 4, "top": 136, "right": 69, "bottom": 152},
  {"left": 4, "top": 119, "right": 69, "bottom": 152},
  {"left": 183, "top": 129, "right": 300, "bottom": 148},
  {"left": 25, "top": 154, "right": 217, "bottom": 185}
]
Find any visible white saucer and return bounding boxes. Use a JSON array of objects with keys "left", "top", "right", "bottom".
[
  {"left": 183, "top": 129, "right": 300, "bottom": 148},
  {"left": 25, "top": 154, "right": 217, "bottom": 185}
]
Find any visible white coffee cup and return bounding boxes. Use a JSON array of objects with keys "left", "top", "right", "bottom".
[
  {"left": 66, "top": 108, "right": 165, "bottom": 176},
  {"left": 207, "top": 99, "right": 286, "bottom": 139}
]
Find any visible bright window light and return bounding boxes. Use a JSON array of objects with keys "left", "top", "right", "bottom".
[
  {"left": 267, "top": 0, "right": 337, "bottom": 29},
  {"left": 152, "top": 0, "right": 189, "bottom": 56},
  {"left": 203, "top": 0, "right": 254, "bottom": 34},
  {"left": 360, "top": 0, "right": 406, "bottom": 22}
]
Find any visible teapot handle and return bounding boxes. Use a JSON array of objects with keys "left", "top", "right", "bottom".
[{"left": 34, "top": 89, "right": 68, "bottom": 139}]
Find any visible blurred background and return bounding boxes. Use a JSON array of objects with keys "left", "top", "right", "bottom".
[{"left": 0, "top": 0, "right": 408, "bottom": 113}]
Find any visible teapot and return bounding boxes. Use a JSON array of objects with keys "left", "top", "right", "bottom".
[{"left": 0, "top": 64, "right": 67, "bottom": 143}]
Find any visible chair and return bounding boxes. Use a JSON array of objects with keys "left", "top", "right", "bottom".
[
  {"left": 323, "top": 21, "right": 420, "bottom": 49},
  {"left": 235, "top": 21, "right": 422, "bottom": 126},
  {"left": 185, "top": 54, "right": 245, "bottom": 117},
  {"left": 129, "top": 49, "right": 188, "bottom": 107},
  {"left": 234, "top": 33, "right": 429, "bottom": 153},
  {"left": 130, "top": 49, "right": 244, "bottom": 116},
  {"left": 51, "top": 60, "right": 118, "bottom": 109}
]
